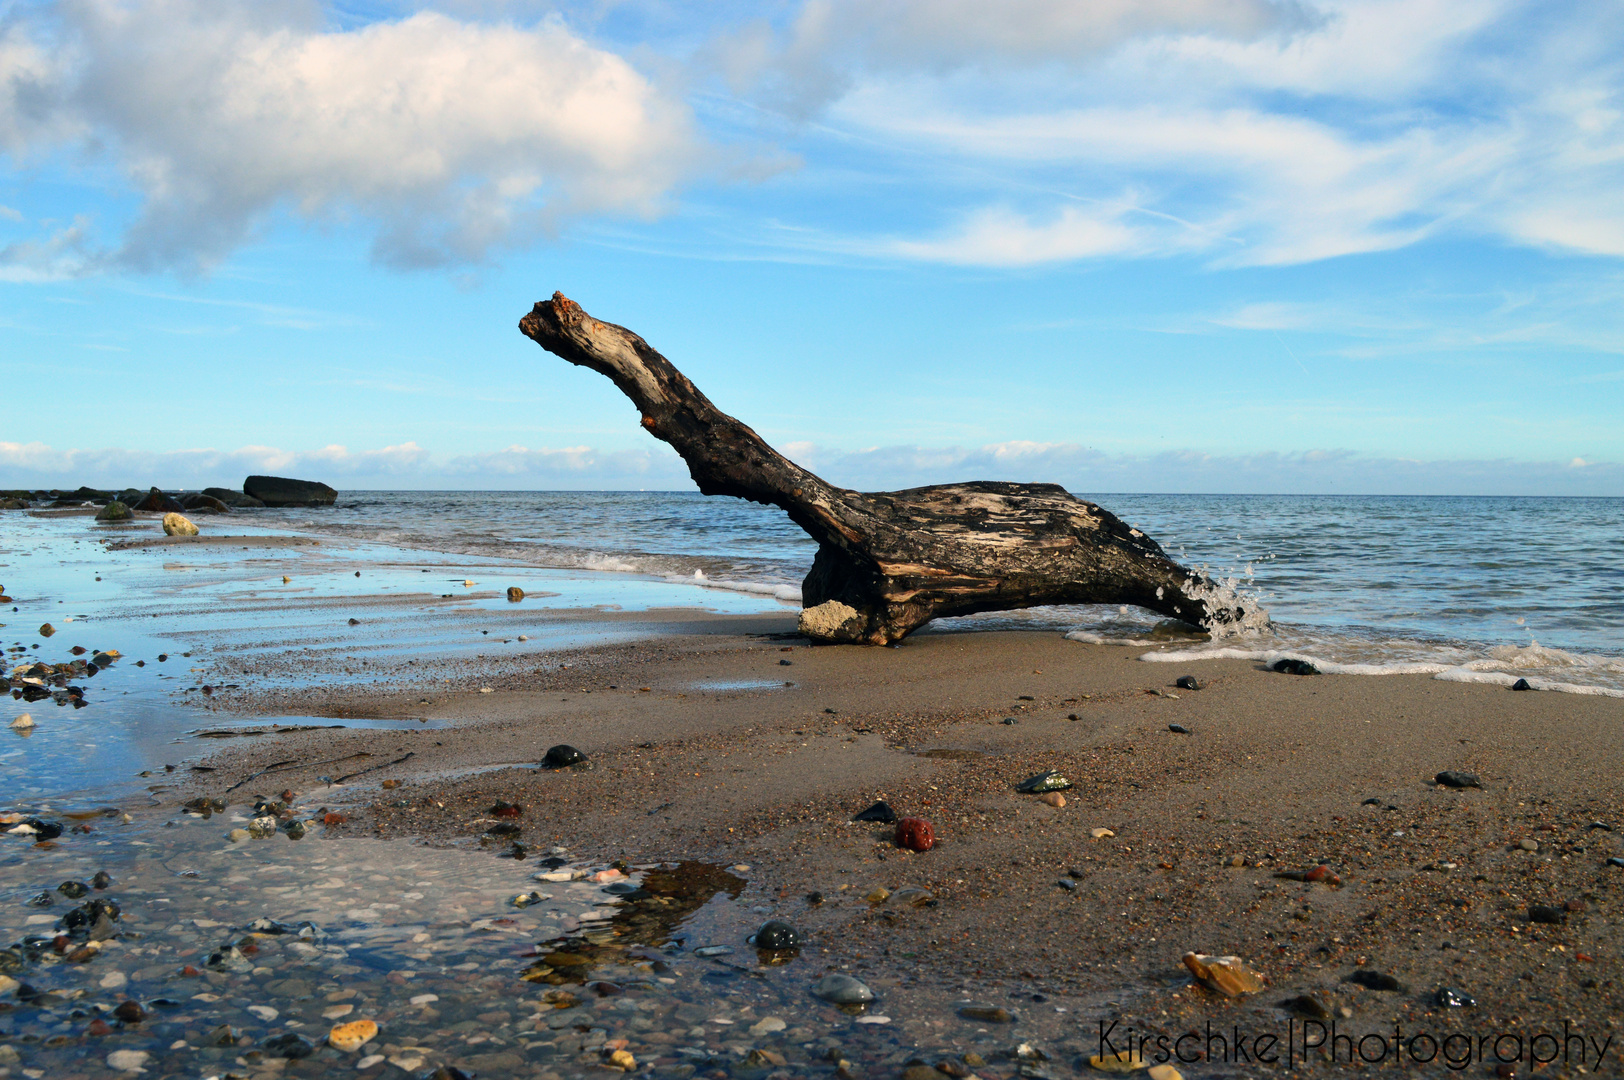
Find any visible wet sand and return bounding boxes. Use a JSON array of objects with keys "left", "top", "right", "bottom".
[{"left": 188, "top": 608, "right": 1624, "bottom": 1074}]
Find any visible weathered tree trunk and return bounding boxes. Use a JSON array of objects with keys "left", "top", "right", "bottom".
[{"left": 520, "top": 293, "right": 1250, "bottom": 644}]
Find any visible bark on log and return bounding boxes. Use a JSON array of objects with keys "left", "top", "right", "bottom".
[{"left": 519, "top": 292, "right": 1251, "bottom": 644}]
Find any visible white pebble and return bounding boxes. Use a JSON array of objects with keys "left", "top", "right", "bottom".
[
  {"left": 409, "top": 994, "right": 438, "bottom": 1005},
  {"left": 8, "top": 713, "right": 33, "bottom": 730},
  {"left": 99, "top": 971, "right": 128, "bottom": 990},
  {"left": 106, "top": 1049, "right": 149, "bottom": 1071},
  {"left": 855, "top": 1015, "right": 892, "bottom": 1024},
  {"left": 247, "top": 1004, "right": 278, "bottom": 1021},
  {"left": 357, "top": 1055, "right": 385, "bottom": 1070}
]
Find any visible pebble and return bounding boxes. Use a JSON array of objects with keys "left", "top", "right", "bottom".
[
  {"left": 1039, "top": 792, "right": 1066, "bottom": 807},
  {"left": 106, "top": 1049, "right": 149, "bottom": 1072},
  {"left": 357, "top": 1054, "right": 385, "bottom": 1069},
  {"left": 1528, "top": 904, "right": 1566, "bottom": 925},
  {"left": 748, "top": 1016, "right": 787, "bottom": 1036},
  {"left": 1091, "top": 828, "right": 1115, "bottom": 839},
  {"left": 1435, "top": 770, "right": 1482, "bottom": 789},
  {"left": 1270, "top": 657, "right": 1318, "bottom": 675},
  {"left": 1090, "top": 1049, "right": 1147, "bottom": 1072},
  {"left": 1518, "top": 838, "right": 1539, "bottom": 851},
  {"left": 1174, "top": 676, "right": 1202, "bottom": 690},
  {"left": 1511, "top": 677, "right": 1532, "bottom": 690},
  {"left": 813, "top": 973, "right": 875, "bottom": 1005},
  {"left": 1349, "top": 969, "right": 1407, "bottom": 992},
  {"left": 754, "top": 920, "right": 801, "bottom": 950},
  {"left": 323, "top": 1003, "right": 355, "bottom": 1019},
  {"left": 1147, "top": 1067, "right": 1185, "bottom": 1080},
  {"left": 1168, "top": 723, "right": 1191, "bottom": 734},
  {"left": 892, "top": 886, "right": 934, "bottom": 907},
  {"left": 329, "top": 1018, "right": 379, "bottom": 1051},
  {"left": 895, "top": 817, "right": 934, "bottom": 851},
  {"left": 99, "top": 971, "right": 127, "bottom": 990},
  {"left": 8, "top": 713, "right": 33, "bottom": 730},
  {"left": 507, "top": 586, "right": 525, "bottom": 601},
  {"left": 1183, "top": 952, "right": 1265, "bottom": 997},
  {"left": 1017, "top": 771, "right": 1071, "bottom": 793},
  {"left": 1434, "top": 987, "right": 1476, "bottom": 1007},
  {"left": 541, "top": 744, "right": 587, "bottom": 769},
  {"left": 852, "top": 800, "right": 897, "bottom": 823},
  {"left": 226, "top": 828, "right": 250, "bottom": 843},
  {"left": 957, "top": 1004, "right": 1013, "bottom": 1022},
  {"left": 247, "top": 1004, "right": 279, "bottom": 1021}
]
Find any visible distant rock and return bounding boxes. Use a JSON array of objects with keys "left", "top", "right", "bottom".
[
  {"left": 243, "top": 475, "right": 336, "bottom": 507},
  {"left": 132, "top": 487, "right": 185, "bottom": 513},
  {"left": 163, "top": 513, "right": 199, "bottom": 536},
  {"left": 203, "top": 487, "right": 265, "bottom": 508},
  {"left": 95, "top": 501, "right": 133, "bottom": 522},
  {"left": 180, "top": 493, "right": 231, "bottom": 513},
  {"left": 0, "top": 497, "right": 28, "bottom": 510}
]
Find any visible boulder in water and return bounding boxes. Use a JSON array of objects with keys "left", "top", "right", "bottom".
[
  {"left": 95, "top": 501, "right": 133, "bottom": 522},
  {"left": 243, "top": 475, "right": 336, "bottom": 506}
]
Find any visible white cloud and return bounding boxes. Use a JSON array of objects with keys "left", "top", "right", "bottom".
[{"left": 0, "top": 0, "right": 701, "bottom": 273}]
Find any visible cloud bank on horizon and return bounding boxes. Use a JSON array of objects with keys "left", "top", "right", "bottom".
[{"left": 1, "top": 0, "right": 1621, "bottom": 492}]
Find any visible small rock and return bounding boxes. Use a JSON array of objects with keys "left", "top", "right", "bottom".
[
  {"left": 263, "top": 1032, "right": 315, "bottom": 1058},
  {"left": 852, "top": 800, "right": 897, "bottom": 823},
  {"left": 1001, "top": 716, "right": 1018, "bottom": 725},
  {"left": 1434, "top": 987, "right": 1476, "bottom": 1007},
  {"left": 813, "top": 973, "right": 875, "bottom": 1005},
  {"left": 1518, "top": 838, "right": 1539, "bottom": 852},
  {"left": 1511, "top": 678, "right": 1531, "bottom": 691},
  {"left": 957, "top": 1004, "right": 1013, "bottom": 1022},
  {"left": 106, "top": 1049, "right": 150, "bottom": 1072},
  {"left": 895, "top": 817, "right": 934, "bottom": 851},
  {"left": 1017, "top": 771, "right": 1071, "bottom": 793},
  {"left": 892, "top": 886, "right": 934, "bottom": 906},
  {"left": 507, "top": 586, "right": 525, "bottom": 601},
  {"left": 748, "top": 1016, "right": 787, "bottom": 1036},
  {"left": 866, "top": 887, "right": 891, "bottom": 904},
  {"left": 1280, "top": 994, "right": 1329, "bottom": 1019},
  {"left": 1168, "top": 723, "right": 1191, "bottom": 734},
  {"left": 1528, "top": 905, "right": 1566, "bottom": 925},
  {"left": 39, "top": 623, "right": 55, "bottom": 638},
  {"left": 1348, "top": 970, "right": 1406, "bottom": 992},
  {"left": 283, "top": 820, "right": 308, "bottom": 840},
  {"left": 1091, "top": 827, "right": 1115, "bottom": 839},
  {"left": 1174, "top": 676, "right": 1201, "bottom": 691},
  {"left": 162, "top": 512, "right": 199, "bottom": 537},
  {"left": 226, "top": 828, "right": 250, "bottom": 843},
  {"left": 328, "top": 1018, "right": 379, "bottom": 1051},
  {"left": 541, "top": 744, "right": 586, "bottom": 769},
  {"left": 1039, "top": 792, "right": 1066, "bottom": 807},
  {"left": 1089, "top": 1048, "right": 1147, "bottom": 1072},
  {"left": 1270, "top": 657, "right": 1317, "bottom": 675},
  {"left": 1435, "top": 771, "right": 1482, "bottom": 789},
  {"left": 247, "top": 815, "right": 278, "bottom": 839},
  {"left": 92, "top": 870, "right": 112, "bottom": 889},
  {"left": 113, "top": 999, "right": 144, "bottom": 1023},
  {"left": 1183, "top": 952, "right": 1265, "bottom": 997},
  {"left": 9, "top": 713, "right": 33, "bottom": 730},
  {"left": 58, "top": 880, "right": 89, "bottom": 898},
  {"left": 754, "top": 920, "right": 801, "bottom": 950},
  {"left": 1147, "top": 1067, "right": 1184, "bottom": 1080},
  {"left": 1609, "top": 857, "right": 1624, "bottom": 869},
  {"left": 1057, "top": 879, "right": 1077, "bottom": 891}
]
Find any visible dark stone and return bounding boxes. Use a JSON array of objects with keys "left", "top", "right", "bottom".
[
  {"left": 1175, "top": 675, "right": 1202, "bottom": 690},
  {"left": 1608, "top": 857, "right": 1624, "bottom": 869},
  {"left": 57, "top": 881, "right": 89, "bottom": 899},
  {"left": 1434, "top": 987, "right": 1476, "bottom": 1007},
  {"left": 1511, "top": 678, "right": 1531, "bottom": 691},
  {"left": 957, "top": 1005, "right": 1014, "bottom": 1022},
  {"left": 753, "top": 920, "right": 800, "bottom": 950},
  {"left": 895, "top": 817, "right": 934, "bottom": 852},
  {"left": 22, "top": 818, "right": 62, "bottom": 840},
  {"left": 1348, "top": 970, "right": 1406, "bottom": 992},
  {"left": 1168, "top": 723, "right": 1192, "bottom": 734},
  {"left": 778, "top": 659, "right": 792, "bottom": 666},
  {"left": 1281, "top": 994, "right": 1330, "bottom": 1018},
  {"left": 94, "top": 501, "right": 133, "bottom": 522},
  {"left": 507, "top": 586, "right": 524, "bottom": 602},
  {"left": 1016, "top": 771, "right": 1071, "bottom": 793},
  {"left": 485, "top": 822, "right": 521, "bottom": 838},
  {"left": 489, "top": 801, "right": 522, "bottom": 818},
  {"left": 132, "top": 488, "right": 185, "bottom": 513},
  {"left": 180, "top": 493, "right": 232, "bottom": 513},
  {"left": 242, "top": 475, "right": 336, "bottom": 507},
  {"left": 1271, "top": 658, "right": 1319, "bottom": 675},
  {"left": 852, "top": 800, "right": 897, "bottom": 824},
  {"left": 203, "top": 487, "right": 265, "bottom": 508},
  {"left": 1435, "top": 771, "right": 1482, "bottom": 789},
  {"left": 1528, "top": 905, "right": 1567, "bottom": 925},
  {"left": 1000, "top": 717, "right": 1018, "bottom": 724},
  {"left": 113, "top": 1000, "right": 145, "bottom": 1023},
  {"left": 1056, "top": 879, "right": 1076, "bottom": 892},
  {"left": 540, "top": 744, "right": 586, "bottom": 769},
  {"left": 417, "top": 1067, "right": 476, "bottom": 1080},
  {"left": 263, "top": 1032, "right": 315, "bottom": 1058}
]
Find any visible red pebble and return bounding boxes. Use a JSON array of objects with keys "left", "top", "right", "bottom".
[
  {"left": 87, "top": 1018, "right": 112, "bottom": 1036},
  {"left": 181, "top": 965, "right": 200, "bottom": 977},
  {"left": 490, "top": 801, "right": 522, "bottom": 818},
  {"left": 1304, "top": 865, "right": 1333, "bottom": 881},
  {"left": 323, "top": 812, "right": 346, "bottom": 826},
  {"left": 895, "top": 817, "right": 934, "bottom": 852}
]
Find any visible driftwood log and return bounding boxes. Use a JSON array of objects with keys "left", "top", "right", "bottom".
[{"left": 520, "top": 293, "right": 1249, "bottom": 644}]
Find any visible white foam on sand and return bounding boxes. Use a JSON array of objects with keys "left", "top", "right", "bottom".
[
  {"left": 1121, "top": 640, "right": 1624, "bottom": 698},
  {"left": 667, "top": 569, "right": 801, "bottom": 604}
]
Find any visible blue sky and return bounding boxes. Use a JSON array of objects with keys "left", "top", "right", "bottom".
[{"left": 2, "top": 0, "right": 1621, "bottom": 494}]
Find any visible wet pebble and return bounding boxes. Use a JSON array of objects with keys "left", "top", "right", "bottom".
[
  {"left": 1511, "top": 678, "right": 1531, "bottom": 690},
  {"left": 541, "top": 744, "right": 587, "bottom": 769},
  {"left": 754, "top": 920, "right": 801, "bottom": 950},
  {"left": 1168, "top": 723, "right": 1191, "bottom": 734},
  {"left": 1174, "top": 675, "right": 1202, "bottom": 690},
  {"left": 895, "top": 817, "right": 934, "bottom": 852},
  {"left": 1348, "top": 970, "right": 1407, "bottom": 992},
  {"left": 1528, "top": 905, "right": 1567, "bottom": 925},
  {"left": 1016, "top": 771, "right": 1071, "bottom": 793},
  {"left": 1434, "top": 987, "right": 1476, "bottom": 1007},
  {"left": 957, "top": 1004, "right": 1013, "bottom": 1022},
  {"left": 1270, "top": 658, "right": 1317, "bottom": 675},
  {"left": 1435, "top": 771, "right": 1482, "bottom": 789},
  {"left": 813, "top": 973, "right": 874, "bottom": 1005}
]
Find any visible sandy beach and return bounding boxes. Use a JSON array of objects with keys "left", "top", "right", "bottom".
[{"left": 5, "top": 512, "right": 1623, "bottom": 1079}]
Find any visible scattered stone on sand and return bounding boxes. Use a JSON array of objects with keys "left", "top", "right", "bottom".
[
  {"left": 1280, "top": 994, "right": 1330, "bottom": 1019},
  {"left": 1270, "top": 658, "right": 1318, "bottom": 675},
  {"left": 1182, "top": 952, "right": 1265, "bottom": 997},
  {"left": 1091, "top": 828, "right": 1115, "bottom": 839},
  {"left": 754, "top": 920, "right": 801, "bottom": 950},
  {"left": 328, "top": 1018, "right": 379, "bottom": 1051},
  {"left": 1348, "top": 969, "right": 1407, "bottom": 992},
  {"left": 1434, "top": 987, "right": 1476, "bottom": 1007},
  {"left": 541, "top": 744, "right": 586, "bottom": 769},
  {"left": 1174, "top": 676, "right": 1202, "bottom": 691},
  {"left": 1168, "top": 723, "right": 1191, "bottom": 734},
  {"left": 162, "top": 512, "right": 199, "bottom": 536},
  {"left": 1511, "top": 677, "right": 1532, "bottom": 690},
  {"left": 1017, "top": 771, "right": 1071, "bottom": 793},
  {"left": 507, "top": 586, "right": 525, "bottom": 601},
  {"left": 813, "top": 973, "right": 875, "bottom": 1005},
  {"left": 1528, "top": 904, "right": 1566, "bottom": 924},
  {"left": 95, "top": 501, "right": 133, "bottom": 522},
  {"left": 1057, "top": 879, "right": 1077, "bottom": 891},
  {"left": 957, "top": 1004, "right": 1013, "bottom": 1022},
  {"left": 852, "top": 800, "right": 897, "bottom": 823},
  {"left": 106, "top": 1049, "right": 150, "bottom": 1072},
  {"left": 1147, "top": 1066, "right": 1184, "bottom": 1080},
  {"left": 1518, "top": 838, "right": 1539, "bottom": 852},
  {"left": 892, "top": 886, "right": 934, "bottom": 907},
  {"left": 1039, "top": 792, "right": 1066, "bottom": 807},
  {"left": 1435, "top": 770, "right": 1482, "bottom": 788},
  {"left": 866, "top": 887, "right": 891, "bottom": 904},
  {"left": 895, "top": 817, "right": 934, "bottom": 851}
]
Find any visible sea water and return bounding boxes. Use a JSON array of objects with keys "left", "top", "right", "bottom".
[{"left": 262, "top": 491, "right": 1623, "bottom": 694}]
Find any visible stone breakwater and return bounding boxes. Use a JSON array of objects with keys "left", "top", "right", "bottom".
[{"left": 1, "top": 474, "right": 336, "bottom": 512}]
